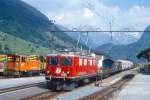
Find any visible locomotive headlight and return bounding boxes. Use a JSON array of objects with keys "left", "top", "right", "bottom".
[
  {"left": 47, "top": 70, "right": 50, "bottom": 74},
  {"left": 66, "top": 71, "right": 70, "bottom": 75},
  {"left": 55, "top": 68, "right": 61, "bottom": 74}
]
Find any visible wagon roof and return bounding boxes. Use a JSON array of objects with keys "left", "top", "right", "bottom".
[
  {"left": 137, "top": 48, "right": 150, "bottom": 60},
  {"left": 46, "top": 54, "right": 96, "bottom": 59}
]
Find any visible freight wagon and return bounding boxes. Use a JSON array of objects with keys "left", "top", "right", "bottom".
[
  {"left": 101, "top": 58, "right": 121, "bottom": 77},
  {"left": 45, "top": 51, "right": 134, "bottom": 90},
  {"left": 101, "top": 58, "right": 134, "bottom": 78},
  {"left": 116, "top": 60, "right": 134, "bottom": 71}
]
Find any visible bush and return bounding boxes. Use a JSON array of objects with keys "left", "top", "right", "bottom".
[
  {"left": 0, "top": 44, "right": 2, "bottom": 49},
  {"left": 4, "top": 44, "right": 9, "bottom": 51}
]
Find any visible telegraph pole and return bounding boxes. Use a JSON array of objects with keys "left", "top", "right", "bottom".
[
  {"left": 49, "top": 20, "right": 57, "bottom": 53},
  {"left": 77, "top": 33, "right": 81, "bottom": 48},
  {"left": 51, "top": 34, "right": 57, "bottom": 53},
  {"left": 85, "top": 32, "right": 89, "bottom": 46},
  {"left": 108, "top": 21, "right": 113, "bottom": 56},
  {"left": 109, "top": 21, "right": 113, "bottom": 41}
]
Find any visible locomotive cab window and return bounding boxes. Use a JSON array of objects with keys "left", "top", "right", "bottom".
[
  {"left": 89, "top": 59, "right": 93, "bottom": 66},
  {"left": 84, "top": 59, "right": 87, "bottom": 66},
  {"left": 79, "top": 58, "right": 82, "bottom": 66},
  {"left": 48, "top": 57, "right": 57, "bottom": 66},
  {"left": 15, "top": 57, "right": 20, "bottom": 62},
  {"left": 7, "top": 56, "right": 14, "bottom": 62},
  {"left": 21, "top": 57, "right": 26, "bottom": 62},
  {"left": 93, "top": 60, "right": 96, "bottom": 66},
  {"left": 60, "top": 57, "right": 72, "bottom": 66},
  {"left": 7, "top": 56, "right": 20, "bottom": 62}
]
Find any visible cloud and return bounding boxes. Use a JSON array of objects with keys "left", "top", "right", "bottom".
[
  {"left": 83, "top": 8, "right": 93, "bottom": 17},
  {"left": 23, "top": 0, "right": 150, "bottom": 31},
  {"left": 23, "top": 0, "right": 150, "bottom": 45}
]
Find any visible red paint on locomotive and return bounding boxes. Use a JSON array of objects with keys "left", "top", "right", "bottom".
[{"left": 45, "top": 53, "right": 98, "bottom": 80}]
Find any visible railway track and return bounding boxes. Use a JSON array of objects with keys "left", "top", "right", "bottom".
[
  {"left": 0, "top": 74, "right": 45, "bottom": 79},
  {"left": 80, "top": 71, "right": 137, "bottom": 100},
  {"left": 22, "top": 91, "right": 65, "bottom": 100},
  {"left": 0, "top": 82, "right": 46, "bottom": 94},
  {"left": 0, "top": 68, "right": 135, "bottom": 100},
  {"left": 23, "top": 69, "right": 137, "bottom": 100},
  {"left": 22, "top": 79, "right": 98, "bottom": 100}
]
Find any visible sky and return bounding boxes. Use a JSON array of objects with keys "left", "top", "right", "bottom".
[
  {"left": 21, "top": 0, "right": 150, "bottom": 45},
  {"left": 22, "top": 0, "right": 150, "bottom": 41},
  {"left": 101, "top": 0, "right": 150, "bottom": 10},
  {"left": 22, "top": 0, "right": 150, "bottom": 31}
]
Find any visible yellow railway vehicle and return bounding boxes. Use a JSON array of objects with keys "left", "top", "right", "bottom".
[
  {"left": 5, "top": 54, "right": 41, "bottom": 77},
  {"left": 0, "top": 55, "right": 7, "bottom": 76}
]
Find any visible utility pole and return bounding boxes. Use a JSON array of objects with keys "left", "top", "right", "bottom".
[
  {"left": 50, "top": 34, "right": 57, "bottom": 53},
  {"left": 77, "top": 33, "right": 81, "bottom": 48},
  {"left": 109, "top": 21, "right": 113, "bottom": 41},
  {"left": 85, "top": 32, "right": 91, "bottom": 54},
  {"left": 49, "top": 20, "right": 57, "bottom": 53},
  {"left": 108, "top": 21, "right": 113, "bottom": 56},
  {"left": 85, "top": 32, "right": 89, "bottom": 46},
  {"left": 73, "top": 27, "right": 82, "bottom": 51}
]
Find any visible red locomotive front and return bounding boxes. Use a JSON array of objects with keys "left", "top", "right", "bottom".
[
  {"left": 45, "top": 54, "right": 75, "bottom": 79},
  {"left": 45, "top": 52, "right": 99, "bottom": 90}
]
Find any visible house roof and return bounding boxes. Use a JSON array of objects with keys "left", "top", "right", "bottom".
[{"left": 137, "top": 48, "right": 150, "bottom": 60}]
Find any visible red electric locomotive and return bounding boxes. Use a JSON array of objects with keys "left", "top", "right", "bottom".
[{"left": 45, "top": 51, "right": 100, "bottom": 90}]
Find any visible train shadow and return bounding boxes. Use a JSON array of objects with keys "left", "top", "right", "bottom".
[
  {"left": 122, "top": 74, "right": 135, "bottom": 80},
  {"left": 36, "top": 82, "right": 48, "bottom": 89},
  {"left": 140, "top": 71, "right": 150, "bottom": 75},
  {"left": 137, "top": 68, "right": 150, "bottom": 75},
  {"left": 36, "top": 82, "right": 66, "bottom": 92}
]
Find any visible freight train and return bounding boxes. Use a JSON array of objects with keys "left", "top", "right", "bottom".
[
  {"left": 45, "top": 51, "right": 134, "bottom": 90},
  {"left": 101, "top": 59, "right": 134, "bottom": 78}
]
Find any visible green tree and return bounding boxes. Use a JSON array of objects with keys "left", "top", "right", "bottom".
[
  {"left": 4, "top": 44, "right": 12, "bottom": 54},
  {"left": 36, "top": 45, "right": 39, "bottom": 49},
  {"left": 0, "top": 44, "right": 2, "bottom": 50},
  {"left": 28, "top": 44, "right": 31, "bottom": 47},
  {"left": 30, "top": 48, "right": 35, "bottom": 53},
  {"left": 4, "top": 44, "right": 9, "bottom": 51}
]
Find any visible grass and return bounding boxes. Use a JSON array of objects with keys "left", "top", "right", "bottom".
[{"left": 0, "top": 32, "right": 50, "bottom": 55}]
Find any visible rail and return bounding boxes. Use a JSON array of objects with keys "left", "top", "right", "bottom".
[{"left": 0, "top": 82, "right": 45, "bottom": 94}]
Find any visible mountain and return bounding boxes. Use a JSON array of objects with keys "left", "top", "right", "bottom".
[
  {"left": 0, "top": 0, "right": 80, "bottom": 55},
  {"left": 111, "top": 32, "right": 141, "bottom": 45},
  {"left": 68, "top": 25, "right": 142, "bottom": 47},
  {"left": 89, "top": 32, "right": 141, "bottom": 46},
  {"left": 56, "top": 25, "right": 97, "bottom": 48},
  {"left": 0, "top": 32, "right": 50, "bottom": 55},
  {"left": 56, "top": 25, "right": 140, "bottom": 48},
  {"left": 95, "top": 25, "right": 150, "bottom": 62}
]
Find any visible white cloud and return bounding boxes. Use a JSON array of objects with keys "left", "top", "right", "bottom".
[
  {"left": 23, "top": 0, "right": 150, "bottom": 31},
  {"left": 83, "top": 8, "right": 93, "bottom": 17},
  {"left": 23, "top": 0, "right": 150, "bottom": 30},
  {"left": 56, "top": 14, "right": 65, "bottom": 21},
  {"left": 23, "top": 0, "right": 150, "bottom": 45}
]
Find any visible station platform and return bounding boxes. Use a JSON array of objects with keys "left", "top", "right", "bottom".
[
  {"left": 0, "top": 76, "right": 45, "bottom": 89},
  {"left": 54, "top": 69, "right": 136, "bottom": 100},
  {"left": 111, "top": 73, "right": 150, "bottom": 100}
]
